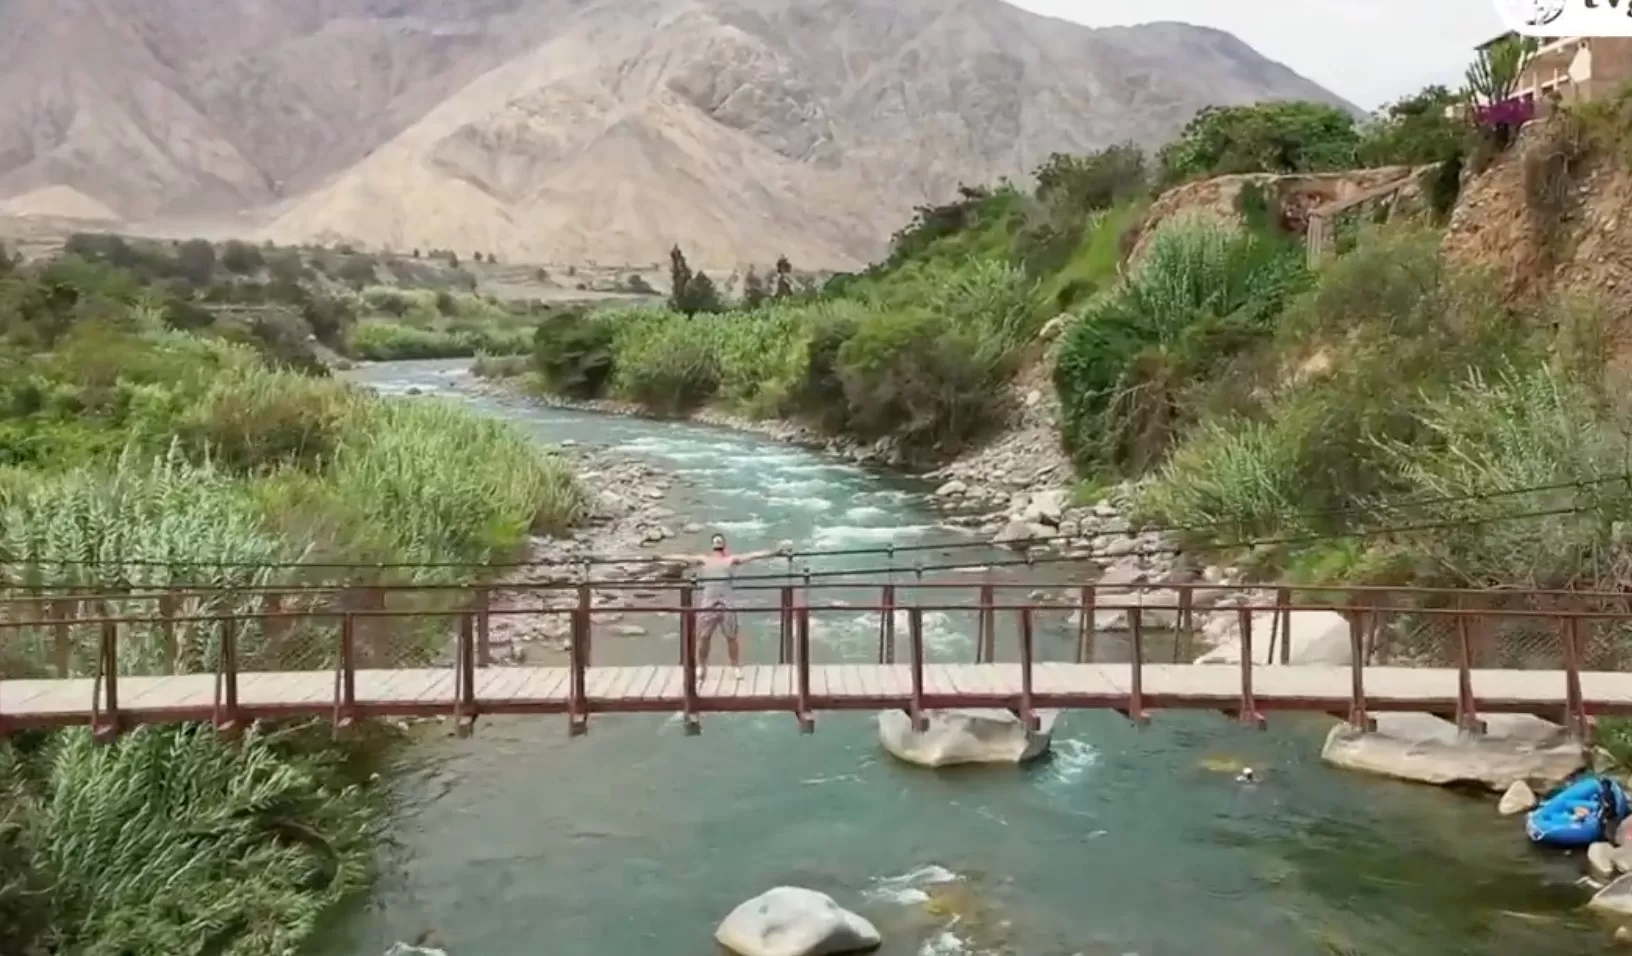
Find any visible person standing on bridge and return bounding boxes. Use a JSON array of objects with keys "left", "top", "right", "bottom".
[{"left": 667, "top": 533, "right": 793, "bottom": 683}]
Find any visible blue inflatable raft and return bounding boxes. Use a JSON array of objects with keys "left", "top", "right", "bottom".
[{"left": 1525, "top": 775, "right": 1630, "bottom": 847}]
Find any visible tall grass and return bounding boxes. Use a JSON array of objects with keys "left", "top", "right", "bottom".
[
  {"left": 1053, "top": 216, "right": 1309, "bottom": 472},
  {"left": 16, "top": 724, "right": 378, "bottom": 956}
]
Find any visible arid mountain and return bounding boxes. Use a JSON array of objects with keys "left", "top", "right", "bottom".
[{"left": 0, "top": 0, "right": 1356, "bottom": 270}]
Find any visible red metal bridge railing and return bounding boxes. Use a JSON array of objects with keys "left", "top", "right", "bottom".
[{"left": 1, "top": 578, "right": 1630, "bottom": 740}]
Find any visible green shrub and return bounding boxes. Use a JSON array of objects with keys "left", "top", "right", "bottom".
[
  {"left": 1054, "top": 216, "right": 1309, "bottom": 472},
  {"left": 532, "top": 312, "right": 618, "bottom": 399},
  {"left": 611, "top": 314, "right": 723, "bottom": 415}
]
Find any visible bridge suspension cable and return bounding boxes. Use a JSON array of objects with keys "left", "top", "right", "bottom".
[
  {"left": 0, "top": 503, "right": 1592, "bottom": 596},
  {"left": 0, "top": 472, "right": 1618, "bottom": 573},
  {"left": 0, "top": 466, "right": 1612, "bottom": 570}
]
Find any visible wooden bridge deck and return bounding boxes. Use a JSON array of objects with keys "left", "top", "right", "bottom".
[{"left": 7, "top": 663, "right": 1632, "bottom": 729}]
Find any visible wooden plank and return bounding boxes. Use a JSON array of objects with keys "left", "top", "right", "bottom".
[{"left": 14, "top": 662, "right": 1632, "bottom": 725}]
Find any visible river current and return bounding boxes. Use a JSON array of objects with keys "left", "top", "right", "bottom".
[{"left": 322, "top": 360, "right": 1613, "bottom": 956}]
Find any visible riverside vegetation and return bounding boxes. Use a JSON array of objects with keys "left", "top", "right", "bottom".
[
  {"left": 520, "top": 50, "right": 1632, "bottom": 682},
  {"left": 31, "top": 232, "right": 609, "bottom": 364},
  {"left": 0, "top": 245, "right": 585, "bottom": 953}
]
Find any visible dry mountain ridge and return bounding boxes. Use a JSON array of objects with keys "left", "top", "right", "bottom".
[{"left": 0, "top": 0, "right": 1357, "bottom": 269}]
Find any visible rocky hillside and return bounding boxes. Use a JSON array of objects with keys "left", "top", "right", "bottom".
[
  {"left": 0, "top": 0, "right": 1355, "bottom": 271},
  {"left": 1443, "top": 119, "right": 1632, "bottom": 328}
]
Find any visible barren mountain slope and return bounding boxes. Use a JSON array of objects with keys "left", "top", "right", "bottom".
[
  {"left": 0, "top": 0, "right": 567, "bottom": 218},
  {"left": 3, "top": 0, "right": 1355, "bottom": 269},
  {"left": 261, "top": 0, "right": 1355, "bottom": 268}
]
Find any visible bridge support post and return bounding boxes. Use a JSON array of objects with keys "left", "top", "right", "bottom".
[
  {"left": 92, "top": 617, "right": 120, "bottom": 742},
  {"left": 453, "top": 609, "right": 477, "bottom": 739},
  {"left": 1346, "top": 609, "right": 1375, "bottom": 732},
  {"left": 1116, "top": 608, "right": 1148, "bottom": 726},
  {"left": 567, "top": 584, "right": 589, "bottom": 737},
  {"left": 214, "top": 617, "right": 240, "bottom": 737},
  {"left": 332, "top": 612, "right": 357, "bottom": 736},
  {"left": 680, "top": 585, "right": 700, "bottom": 736},
  {"left": 1454, "top": 612, "right": 1485, "bottom": 736},
  {"left": 1563, "top": 614, "right": 1589, "bottom": 742},
  {"left": 1016, "top": 607, "right": 1037, "bottom": 731},
  {"left": 1232, "top": 606, "right": 1265, "bottom": 729}
]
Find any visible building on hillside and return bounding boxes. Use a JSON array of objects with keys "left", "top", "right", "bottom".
[{"left": 1471, "top": 34, "right": 1632, "bottom": 113}]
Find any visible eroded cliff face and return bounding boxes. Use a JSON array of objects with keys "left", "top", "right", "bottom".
[{"left": 1443, "top": 120, "right": 1632, "bottom": 314}]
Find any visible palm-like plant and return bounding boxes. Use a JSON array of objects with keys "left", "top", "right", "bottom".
[{"left": 1465, "top": 34, "right": 1538, "bottom": 107}]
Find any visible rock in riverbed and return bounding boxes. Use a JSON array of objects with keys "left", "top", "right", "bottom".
[
  {"left": 877, "top": 709, "right": 1056, "bottom": 768},
  {"left": 1497, "top": 780, "right": 1537, "bottom": 815},
  {"left": 716, "top": 886, "right": 881, "bottom": 956},
  {"left": 1320, "top": 713, "right": 1586, "bottom": 792}
]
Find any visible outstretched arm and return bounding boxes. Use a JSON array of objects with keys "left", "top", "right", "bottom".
[
  {"left": 661, "top": 552, "right": 704, "bottom": 565},
  {"left": 729, "top": 542, "right": 795, "bottom": 566}
]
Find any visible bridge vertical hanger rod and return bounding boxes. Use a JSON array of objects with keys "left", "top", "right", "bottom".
[
  {"left": 908, "top": 604, "right": 926, "bottom": 732},
  {"left": 795, "top": 566, "right": 814, "bottom": 733},
  {"left": 475, "top": 586, "right": 492, "bottom": 667},
  {"left": 977, "top": 580, "right": 995, "bottom": 664},
  {"left": 878, "top": 544, "right": 896, "bottom": 665},
  {"left": 338, "top": 611, "right": 357, "bottom": 730},
  {"left": 679, "top": 581, "right": 700, "bottom": 736},
  {"left": 1235, "top": 605, "right": 1265, "bottom": 728},
  {"left": 1076, "top": 585, "right": 1096, "bottom": 664},
  {"left": 780, "top": 554, "right": 794, "bottom": 665},
  {"left": 1276, "top": 587, "right": 1293, "bottom": 666},
  {"left": 1347, "top": 609, "right": 1374, "bottom": 732}
]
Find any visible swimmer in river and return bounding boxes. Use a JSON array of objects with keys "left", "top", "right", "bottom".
[
  {"left": 665, "top": 533, "right": 793, "bottom": 683},
  {"left": 1236, "top": 767, "right": 1257, "bottom": 784}
]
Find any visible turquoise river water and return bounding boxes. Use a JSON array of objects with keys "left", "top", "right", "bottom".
[{"left": 322, "top": 360, "right": 1615, "bottom": 956}]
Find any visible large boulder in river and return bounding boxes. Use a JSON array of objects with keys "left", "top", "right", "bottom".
[
  {"left": 715, "top": 886, "right": 881, "bottom": 956},
  {"left": 1320, "top": 713, "right": 1586, "bottom": 792},
  {"left": 877, "top": 709, "right": 1057, "bottom": 768}
]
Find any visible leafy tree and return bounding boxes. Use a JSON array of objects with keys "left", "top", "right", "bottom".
[
  {"left": 774, "top": 256, "right": 794, "bottom": 299},
  {"left": 679, "top": 271, "right": 723, "bottom": 316},
  {"left": 1357, "top": 85, "right": 1468, "bottom": 166},
  {"left": 1033, "top": 144, "right": 1148, "bottom": 211},
  {"left": 743, "top": 267, "right": 768, "bottom": 308},
  {"left": 1157, "top": 101, "right": 1362, "bottom": 185},
  {"left": 219, "top": 240, "right": 264, "bottom": 276},
  {"left": 668, "top": 245, "right": 694, "bottom": 306},
  {"left": 0, "top": 241, "right": 12, "bottom": 276},
  {"left": 1466, "top": 35, "right": 1537, "bottom": 108},
  {"left": 174, "top": 239, "right": 217, "bottom": 286}
]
